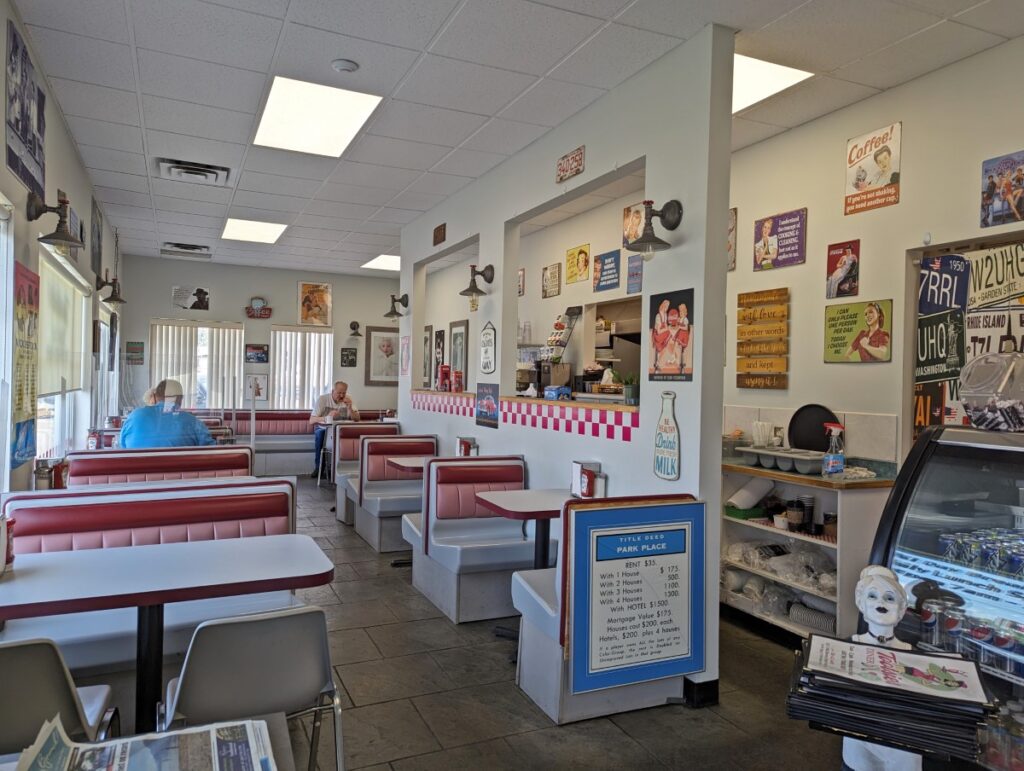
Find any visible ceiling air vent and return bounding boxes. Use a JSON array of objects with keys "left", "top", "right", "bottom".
[
  {"left": 155, "top": 157, "right": 231, "bottom": 187},
  {"left": 160, "top": 242, "right": 213, "bottom": 261}
]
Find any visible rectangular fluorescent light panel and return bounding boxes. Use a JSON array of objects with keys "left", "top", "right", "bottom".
[
  {"left": 221, "top": 218, "right": 287, "bottom": 243},
  {"left": 254, "top": 76, "right": 382, "bottom": 157},
  {"left": 361, "top": 254, "right": 401, "bottom": 271},
  {"left": 732, "top": 54, "right": 813, "bottom": 114}
]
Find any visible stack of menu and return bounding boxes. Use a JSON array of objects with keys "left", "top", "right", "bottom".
[{"left": 787, "top": 635, "right": 994, "bottom": 761}]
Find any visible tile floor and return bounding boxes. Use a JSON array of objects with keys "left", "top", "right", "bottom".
[{"left": 289, "top": 479, "right": 844, "bottom": 770}]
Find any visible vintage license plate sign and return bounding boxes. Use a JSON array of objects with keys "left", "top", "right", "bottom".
[
  {"left": 915, "top": 309, "right": 965, "bottom": 384},
  {"left": 556, "top": 145, "right": 585, "bottom": 183}
]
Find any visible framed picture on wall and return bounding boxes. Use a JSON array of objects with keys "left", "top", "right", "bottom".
[
  {"left": 423, "top": 325, "right": 432, "bottom": 388},
  {"left": 449, "top": 319, "right": 468, "bottom": 377},
  {"left": 434, "top": 329, "right": 445, "bottom": 385},
  {"left": 244, "top": 374, "right": 269, "bottom": 405},
  {"left": 365, "top": 326, "right": 399, "bottom": 386},
  {"left": 400, "top": 335, "right": 410, "bottom": 377},
  {"left": 298, "top": 281, "right": 332, "bottom": 326},
  {"left": 245, "top": 344, "right": 269, "bottom": 364},
  {"left": 340, "top": 347, "right": 357, "bottom": 367}
]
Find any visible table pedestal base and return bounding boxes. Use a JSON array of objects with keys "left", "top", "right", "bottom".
[{"left": 136, "top": 605, "right": 164, "bottom": 733}]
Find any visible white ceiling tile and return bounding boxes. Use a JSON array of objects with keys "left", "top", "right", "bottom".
[
  {"left": 114, "top": 226, "right": 159, "bottom": 240},
  {"left": 142, "top": 96, "right": 255, "bottom": 144},
  {"left": 731, "top": 117, "right": 787, "bottom": 151},
  {"left": 201, "top": 0, "right": 290, "bottom": 16},
  {"left": 385, "top": 190, "right": 446, "bottom": 211},
  {"left": 293, "top": 213, "right": 365, "bottom": 231},
  {"left": 279, "top": 235, "right": 339, "bottom": 249},
  {"left": 288, "top": 0, "right": 461, "bottom": 49},
  {"left": 432, "top": 0, "right": 602, "bottom": 76},
  {"left": 396, "top": 55, "right": 537, "bottom": 115},
  {"left": 737, "top": 0, "right": 942, "bottom": 72},
  {"left": 105, "top": 203, "right": 157, "bottom": 221},
  {"left": 954, "top": 0, "right": 1024, "bottom": 38},
  {"left": 79, "top": 145, "right": 149, "bottom": 175},
  {"left": 225, "top": 205, "right": 296, "bottom": 224},
  {"left": 304, "top": 199, "right": 380, "bottom": 218},
  {"left": 622, "top": 0, "right": 809, "bottom": 38},
  {"left": 285, "top": 227, "right": 348, "bottom": 242},
  {"left": 137, "top": 49, "right": 265, "bottom": 112},
  {"left": 328, "top": 161, "right": 421, "bottom": 189},
  {"left": 548, "top": 23, "right": 680, "bottom": 89},
  {"left": 346, "top": 135, "right": 452, "bottom": 171},
  {"left": 244, "top": 146, "right": 335, "bottom": 180},
  {"left": 833, "top": 20, "right": 1004, "bottom": 89},
  {"left": 341, "top": 232, "right": 397, "bottom": 246},
  {"left": 24, "top": 26, "right": 135, "bottom": 90},
  {"left": 276, "top": 23, "right": 419, "bottom": 95},
  {"left": 153, "top": 196, "right": 229, "bottom": 217},
  {"left": 237, "top": 171, "right": 321, "bottom": 197},
  {"left": 94, "top": 187, "right": 153, "bottom": 208},
  {"left": 150, "top": 179, "right": 234, "bottom": 204},
  {"left": 736, "top": 75, "right": 881, "bottom": 128},
  {"left": 283, "top": 245, "right": 334, "bottom": 258},
  {"left": 90, "top": 170, "right": 151, "bottom": 194},
  {"left": 157, "top": 223, "right": 224, "bottom": 239},
  {"left": 16, "top": 0, "right": 130, "bottom": 42},
  {"left": 368, "top": 100, "right": 487, "bottom": 147},
  {"left": 233, "top": 190, "right": 310, "bottom": 213},
  {"left": 893, "top": 0, "right": 985, "bottom": 15},
  {"left": 592, "top": 175, "right": 646, "bottom": 199},
  {"left": 316, "top": 182, "right": 396, "bottom": 207},
  {"left": 107, "top": 214, "right": 157, "bottom": 230},
  {"left": 461, "top": 117, "right": 549, "bottom": 155},
  {"left": 65, "top": 116, "right": 144, "bottom": 154},
  {"left": 344, "top": 220, "right": 402, "bottom": 236},
  {"left": 431, "top": 147, "right": 506, "bottom": 177},
  {"left": 498, "top": 78, "right": 605, "bottom": 126},
  {"left": 157, "top": 210, "right": 226, "bottom": 228},
  {"left": 145, "top": 130, "right": 246, "bottom": 168},
  {"left": 370, "top": 207, "right": 420, "bottom": 224},
  {"left": 49, "top": 79, "right": 140, "bottom": 125},
  {"left": 405, "top": 172, "right": 472, "bottom": 196},
  {"left": 532, "top": 0, "right": 627, "bottom": 17},
  {"left": 131, "top": 0, "right": 282, "bottom": 71}
]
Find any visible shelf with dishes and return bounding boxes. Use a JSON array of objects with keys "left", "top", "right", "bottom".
[
  {"left": 723, "top": 514, "right": 838, "bottom": 549},
  {"left": 720, "top": 589, "right": 824, "bottom": 638},
  {"left": 721, "top": 557, "right": 836, "bottom": 601}
]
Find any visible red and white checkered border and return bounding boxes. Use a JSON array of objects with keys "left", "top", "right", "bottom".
[
  {"left": 410, "top": 391, "right": 475, "bottom": 417},
  {"left": 501, "top": 399, "right": 639, "bottom": 442}
]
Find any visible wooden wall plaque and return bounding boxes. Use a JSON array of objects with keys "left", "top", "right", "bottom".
[{"left": 736, "top": 286, "right": 790, "bottom": 389}]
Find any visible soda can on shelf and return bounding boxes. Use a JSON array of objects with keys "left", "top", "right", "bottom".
[
  {"left": 921, "top": 600, "right": 943, "bottom": 647},
  {"left": 969, "top": 618, "right": 995, "bottom": 664},
  {"left": 963, "top": 538, "right": 984, "bottom": 568},
  {"left": 943, "top": 608, "right": 966, "bottom": 654},
  {"left": 1006, "top": 550, "right": 1024, "bottom": 578},
  {"left": 994, "top": 622, "right": 1018, "bottom": 674},
  {"left": 982, "top": 543, "right": 1003, "bottom": 572},
  {"left": 937, "top": 534, "right": 958, "bottom": 562}
]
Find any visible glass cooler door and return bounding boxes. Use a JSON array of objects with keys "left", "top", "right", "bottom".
[{"left": 876, "top": 429, "right": 1024, "bottom": 684}]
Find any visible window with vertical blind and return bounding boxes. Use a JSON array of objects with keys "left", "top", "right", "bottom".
[
  {"left": 270, "top": 326, "right": 333, "bottom": 410},
  {"left": 149, "top": 320, "right": 243, "bottom": 408},
  {"left": 38, "top": 256, "right": 88, "bottom": 396}
]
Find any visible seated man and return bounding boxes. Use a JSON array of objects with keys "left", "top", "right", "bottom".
[
  {"left": 310, "top": 380, "right": 360, "bottom": 477},
  {"left": 120, "top": 379, "right": 216, "bottom": 448}
]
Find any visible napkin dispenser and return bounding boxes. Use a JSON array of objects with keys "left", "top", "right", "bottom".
[{"left": 570, "top": 461, "right": 603, "bottom": 498}]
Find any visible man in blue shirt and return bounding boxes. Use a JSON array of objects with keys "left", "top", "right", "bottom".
[{"left": 121, "top": 379, "right": 216, "bottom": 448}]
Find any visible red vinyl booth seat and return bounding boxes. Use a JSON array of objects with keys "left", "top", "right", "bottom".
[
  {"left": 7, "top": 484, "right": 291, "bottom": 554},
  {"left": 66, "top": 447, "right": 252, "bottom": 485}
]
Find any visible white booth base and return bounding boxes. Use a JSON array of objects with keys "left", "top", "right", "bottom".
[
  {"left": 410, "top": 547, "right": 520, "bottom": 623},
  {"left": 250, "top": 437, "right": 315, "bottom": 477},
  {"left": 354, "top": 507, "right": 410, "bottom": 553},
  {"left": 335, "top": 472, "right": 357, "bottom": 524}
]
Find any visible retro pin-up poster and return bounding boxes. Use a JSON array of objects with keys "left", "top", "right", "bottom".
[
  {"left": 12, "top": 262, "right": 39, "bottom": 467},
  {"left": 649, "top": 288, "right": 695, "bottom": 382},
  {"left": 845, "top": 122, "right": 901, "bottom": 215}
]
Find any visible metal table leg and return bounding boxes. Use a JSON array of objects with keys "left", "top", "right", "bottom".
[{"left": 135, "top": 604, "right": 164, "bottom": 732}]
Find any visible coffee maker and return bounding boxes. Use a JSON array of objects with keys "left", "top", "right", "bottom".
[{"left": 516, "top": 362, "right": 540, "bottom": 392}]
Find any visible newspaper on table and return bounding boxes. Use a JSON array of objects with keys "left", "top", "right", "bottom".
[{"left": 16, "top": 715, "right": 277, "bottom": 771}]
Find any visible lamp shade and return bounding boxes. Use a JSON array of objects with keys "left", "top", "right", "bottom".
[
  {"left": 459, "top": 264, "right": 494, "bottom": 297},
  {"left": 103, "top": 278, "right": 127, "bottom": 305},
  {"left": 459, "top": 277, "right": 486, "bottom": 297}
]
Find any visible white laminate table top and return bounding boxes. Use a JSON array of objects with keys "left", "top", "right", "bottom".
[
  {"left": 0, "top": 534, "right": 333, "bottom": 620},
  {"left": 475, "top": 488, "right": 570, "bottom": 519}
]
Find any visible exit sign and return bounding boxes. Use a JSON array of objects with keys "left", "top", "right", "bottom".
[{"left": 556, "top": 145, "right": 585, "bottom": 183}]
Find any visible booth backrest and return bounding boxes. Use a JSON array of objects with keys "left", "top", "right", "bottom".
[
  {"left": 423, "top": 457, "right": 526, "bottom": 553},
  {"left": 229, "top": 411, "right": 315, "bottom": 436},
  {"left": 66, "top": 446, "right": 252, "bottom": 485},
  {"left": 197, "top": 417, "right": 223, "bottom": 428},
  {"left": 361, "top": 436, "right": 437, "bottom": 483},
  {"left": 5, "top": 478, "right": 294, "bottom": 554},
  {"left": 335, "top": 423, "right": 400, "bottom": 461}
]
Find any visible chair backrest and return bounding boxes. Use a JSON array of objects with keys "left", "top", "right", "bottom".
[
  {"left": 334, "top": 422, "right": 400, "bottom": 461},
  {"left": 66, "top": 446, "right": 252, "bottom": 485},
  {"left": 6, "top": 478, "right": 294, "bottom": 553},
  {"left": 171, "top": 606, "right": 332, "bottom": 723},
  {"left": 423, "top": 457, "right": 526, "bottom": 553},
  {"left": 0, "top": 639, "right": 90, "bottom": 752}
]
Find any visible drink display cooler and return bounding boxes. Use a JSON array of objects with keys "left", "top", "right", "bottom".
[{"left": 871, "top": 427, "right": 1024, "bottom": 682}]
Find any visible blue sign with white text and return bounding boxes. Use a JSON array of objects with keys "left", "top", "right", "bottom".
[{"left": 596, "top": 530, "right": 686, "bottom": 561}]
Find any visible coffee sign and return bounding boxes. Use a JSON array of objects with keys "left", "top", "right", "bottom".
[{"left": 556, "top": 145, "right": 585, "bottom": 183}]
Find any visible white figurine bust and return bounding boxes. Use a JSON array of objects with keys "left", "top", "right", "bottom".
[{"left": 843, "top": 565, "right": 921, "bottom": 771}]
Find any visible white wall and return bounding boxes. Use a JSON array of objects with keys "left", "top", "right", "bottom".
[
  {"left": 422, "top": 254, "right": 478, "bottom": 391},
  {"left": 727, "top": 35, "right": 1024, "bottom": 457},
  {"left": 119, "top": 255, "right": 400, "bottom": 409}
]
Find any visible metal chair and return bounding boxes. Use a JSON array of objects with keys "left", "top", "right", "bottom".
[
  {"left": 0, "top": 638, "right": 119, "bottom": 754},
  {"left": 159, "top": 606, "right": 343, "bottom": 771}
]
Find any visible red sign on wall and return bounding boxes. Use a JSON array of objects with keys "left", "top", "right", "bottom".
[{"left": 556, "top": 145, "right": 585, "bottom": 183}]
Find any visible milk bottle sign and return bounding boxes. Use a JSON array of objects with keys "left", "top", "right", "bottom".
[{"left": 654, "top": 391, "right": 680, "bottom": 480}]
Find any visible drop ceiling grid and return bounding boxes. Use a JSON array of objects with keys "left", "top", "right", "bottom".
[{"left": 13, "top": 0, "right": 1021, "bottom": 273}]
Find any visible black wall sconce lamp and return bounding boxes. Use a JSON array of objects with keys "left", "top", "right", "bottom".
[
  {"left": 383, "top": 293, "right": 408, "bottom": 319},
  {"left": 459, "top": 264, "right": 494, "bottom": 298},
  {"left": 626, "top": 199, "right": 683, "bottom": 261},
  {"left": 96, "top": 229, "right": 126, "bottom": 304},
  {"left": 349, "top": 321, "right": 362, "bottom": 337},
  {"left": 27, "top": 189, "right": 85, "bottom": 248}
]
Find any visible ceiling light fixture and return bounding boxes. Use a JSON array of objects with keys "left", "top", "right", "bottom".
[
  {"left": 27, "top": 189, "right": 85, "bottom": 249},
  {"left": 254, "top": 76, "right": 381, "bottom": 157},
  {"left": 383, "top": 293, "right": 409, "bottom": 319},
  {"left": 331, "top": 58, "right": 360, "bottom": 74},
  {"left": 221, "top": 218, "right": 287, "bottom": 243},
  {"left": 459, "top": 264, "right": 494, "bottom": 298},
  {"left": 627, "top": 200, "right": 683, "bottom": 262},
  {"left": 361, "top": 254, "right": 401, "bottom": 271},
  {"left": 732, "top": 54, "right": 813, "bottom": 114}
]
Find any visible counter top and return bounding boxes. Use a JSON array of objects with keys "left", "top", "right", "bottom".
[
  {"left": 721, "top": 462, "right": 895, "bottom": 490},
  {"left": 504, "top": 394, "right": 638, "bottom": 413}
]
